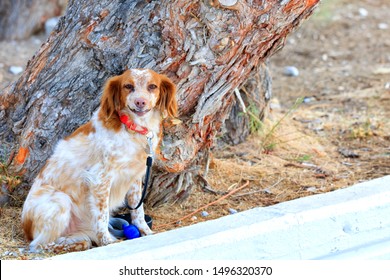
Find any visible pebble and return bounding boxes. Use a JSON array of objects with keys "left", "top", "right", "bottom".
[
  {"left": 338, "top": 148, "right": 360, "bottom": 158},
  {"left": 2, "top": 250, "right": 18, "bottom": 257},
  {"left": 358, "top": 8, "right": 368, "bottom": 17},
  {"left": 303, "top": 96, "right": 315, "bottom": 103},
  {"left": 263, "top": 188, "right": 272, "bottom": 194},
  {"left": 201, "top": 211, "right": 209, "bottom": 217},
  {"left": 373, "top": 67, "right": 390, "bottom": 75},
  {"left": 385, "top": 82, "right": 390, "bottom": 90},
  {"left": 378, "top": 23, "right": 389, "bottom": 30},
  {"left": 45, "top": 17, "right": 60, "bottom": 35},
  {"left": 228, "top": 208, "right": 238, "bottom": 214},
  {"left": 218, "top": 0, "right": 238, "bottom": 6},
  {"left": 306, "top": 187, "right": 318, "bottom": 193},
  {"left": 191, "top": 216, "right": 197, "bottom": 221},
  {"left": 283, "top": 66, "right": 299, "bottom": 77},
  {"left": 9, "top": 66, "right": 23, "bottom": 75}
]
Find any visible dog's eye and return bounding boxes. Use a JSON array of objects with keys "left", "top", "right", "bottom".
[
  {"left": 124, "top": 84, "right": 134, "bottom": 92},
  {"left": 148, "top": 84, "right": 158, "bottom": 91}
]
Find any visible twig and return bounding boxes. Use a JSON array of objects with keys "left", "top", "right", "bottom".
[
  {"left": 197, "top": 174, "right": 223, "bottom": 195},
  {"left": 232, "top": 189, "right": 264, "bottom": 198},
  {"left": 233, "top": 178, "right": 284, "bottom": 198},
  {"left": 155, "top": 180, "right": 250, "bottom": 230},
  {"left": 234, "top": 88, "right": 247, "bottom": 113},
  {"left": 203, "top": 148, "right": 211, "bottom": 178}
]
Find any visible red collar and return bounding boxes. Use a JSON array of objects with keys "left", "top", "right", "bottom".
[{"left": 119, "top": 113, "right": 149, "bottom": 135}]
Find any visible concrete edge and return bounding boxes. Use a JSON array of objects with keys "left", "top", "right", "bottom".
[{"left": 50, "top": 175, "right": 390, "bottom": 260}]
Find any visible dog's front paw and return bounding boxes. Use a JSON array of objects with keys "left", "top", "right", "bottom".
[
  {"left": 132, "top": 221, "right": 153, "bottom": 236},
  {"left": 139, "top": 227, "right": 153, "bottom": 236},
  {"left": 97, "top": 232, "right": 116, "bottom": 246}
]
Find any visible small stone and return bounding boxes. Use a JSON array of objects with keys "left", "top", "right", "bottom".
[
  {"left": 338, "top": 148, "right": 360, "bottom": 158},
  {"left": 338, "top": 86, "right": 345, "bottom": 91},
  {"left": 358, "top": 8, "right": 368, "bottom": 17},
  {"left": 283, "top": 66, "right": 299, "bottom": 77},
  {"left": 306, "top": 187, "right": 318, "bottom": 193},
  {"left": 10, "top": 251, "right": 19, "bottom": 257},
  {"left": 201, "top": 211, "right": 209, "bottom": 217},
  {"left": 218, "top": 0, "right": 238, "bottom": 6},
  {"left": 378, "top": 23, "right": 389, "bottom": 30},
  {"left": 191, "top": 216, "right": 197, "bottom": 221},
  {"left": 269, "top": 100, "right": 281, "bottom": 110},
  {"left": 385, "top": 82, "right": 390, "bottom": 90},
  {"left": 33, "top": 38, "right": 42, "bottom": 45},
  {"left": 45, "top": 17, "right": 60, "bottom": 35},
  {"left": 228, "top": 208, "right": 238, "bottom": 214},
  {"left": 263, "top": 188, "right": 272, "bottom": 194},
  {"left": 9, "top": 66, "right": 23, "bottom": 75},
  {"left": 373, "top": 67, "right": 390, "bottom": 75},
  {"left": 303, "top": 96, "right": 315, "bottom": 103}
]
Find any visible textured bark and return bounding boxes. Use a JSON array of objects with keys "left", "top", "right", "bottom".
[
  {"left": 221, "top": 61, "right": 272, "bottom": 146},
  {"left": 0, "top": 0, "right": 320, "bottom": 206},
  {"left": 0, "top": 0, "right": 67, "bottom": 40}
]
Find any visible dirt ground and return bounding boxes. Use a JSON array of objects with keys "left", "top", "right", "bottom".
[{"left": 1, "top": 0, "right": 389, "bottom": 259}]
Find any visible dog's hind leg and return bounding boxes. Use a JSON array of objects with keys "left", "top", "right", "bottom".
[
  {"left": 23, "top": 190, "right": 74, "bottom": 252},
  {"left": 44, "top": 233, "right": 92, "bottom": 253}
]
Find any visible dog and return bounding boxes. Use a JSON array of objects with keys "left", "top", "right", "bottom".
[{"left": 21, "top": 69, "right": 177, "bottom": 252}]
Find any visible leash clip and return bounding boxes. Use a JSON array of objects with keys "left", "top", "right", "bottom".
[{"left": 146, "top": 132, "right": 154, "bottom": 158}]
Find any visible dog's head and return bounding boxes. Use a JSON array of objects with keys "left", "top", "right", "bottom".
[{"left": 100, "top": 69, "right": 177, "bottom": 122}]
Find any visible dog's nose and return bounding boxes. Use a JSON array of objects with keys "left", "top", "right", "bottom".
[{"left": 135, "top": 98, "right": 147, "bottom": 109}]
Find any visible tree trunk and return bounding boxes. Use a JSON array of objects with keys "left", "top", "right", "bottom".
[
  {"left": 220, "top": 60, "right": 272, "bottom": 146},
  {"left": 0, "top": 0, "right": 320, "bottom": 205},
  {"left": 0, "top": 0, "right": 67, "bottom": 40}
]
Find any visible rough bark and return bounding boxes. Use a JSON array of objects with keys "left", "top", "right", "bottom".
[
  {"left": 0, "top": 0, "right": 320, "bottom": 205},
  {"left": 221, "top": 61, "right": 272, "bottom": 146},
  {"left": 0, "top": 0, "right": 67, "bottom": 40}
]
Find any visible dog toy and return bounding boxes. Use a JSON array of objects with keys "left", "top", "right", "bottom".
[
  {"left": 109, "top": 216, "right": 140, "bottom": 239},
  {"left": 122, "top": 224, "right": 141, "bottom": 239},
  {"left": 109, "top": 214, "right": 152, "bottom": 240}
]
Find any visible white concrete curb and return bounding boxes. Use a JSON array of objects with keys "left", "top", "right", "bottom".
[{"left": 51, "top": 175, "right": 390, "bottom": 260}]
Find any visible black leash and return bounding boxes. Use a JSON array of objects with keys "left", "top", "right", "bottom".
[
  {"left": 126, "top": 134, "right": 154, "bottom": 210},
  {"left": 126, "top": 155, "right": 153, "bottom": 210}
]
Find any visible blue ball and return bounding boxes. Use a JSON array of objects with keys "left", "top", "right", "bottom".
[{"left": 122, "top": 224, "right": 141, "bottom": 239}]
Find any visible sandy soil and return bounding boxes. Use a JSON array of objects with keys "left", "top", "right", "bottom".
[{"left": 1, "top": 0, "right": 389, "bottom": 259}]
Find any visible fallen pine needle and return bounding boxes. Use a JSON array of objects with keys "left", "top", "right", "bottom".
[
  {"left": 155, "top": 180, "right": 250, "bottom": 231},
  {"left": 233, "top": 178, "right": 284, "bottom": 198}
]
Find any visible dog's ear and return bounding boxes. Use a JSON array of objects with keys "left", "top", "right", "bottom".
[
  {"left": 157, "top": 75, "right": 178, "bottom": 118},
  {"left": 100, "top": 75, "right": 124, "bottom": 120}
]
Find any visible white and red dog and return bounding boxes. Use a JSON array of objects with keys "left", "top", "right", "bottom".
[{"left": 21, "top": 69, "right": 177, "bottom": 252}]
